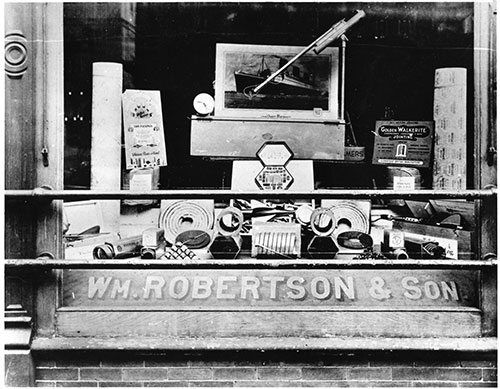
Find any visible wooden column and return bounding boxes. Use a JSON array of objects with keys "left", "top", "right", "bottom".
[
  {"left": 4, "top": 3, "right": 64, "bottom": 385},
  {"left": 5, "top": 2, "right": 64, "bottom": 258},
  {"left": 33, "top": 3, "right": 65, "bottom": 260},
  {"left": 474, "top": 2, "right": 497, "bottom": 336},
  {"left": 5, "top": 2, "right": 38, "bottom": 259}
]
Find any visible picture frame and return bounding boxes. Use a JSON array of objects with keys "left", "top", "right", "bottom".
[{"left": 214, "top": 43, "right": 340, "bottom": 121}]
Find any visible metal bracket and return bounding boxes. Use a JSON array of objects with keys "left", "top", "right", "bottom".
[
  {"left": 41, "top": 147, "right": 49, "bottom": 167},
  {"left": 487, "top": 146, "right": 497, "bottom": 166},
  {"left": 36, "top": 251, "right": 55, "bottom": 260},
  {"left": 481, "top": 252, "right": 497, "bottom": 261}
]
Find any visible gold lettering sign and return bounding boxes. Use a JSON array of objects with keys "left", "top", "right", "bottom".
[{"left": 61, "top": 270, "right": 478, "bottom": 310}]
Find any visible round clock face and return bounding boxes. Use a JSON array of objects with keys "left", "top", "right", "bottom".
[{"left": 193, "top": 93, "right": 215, "bottom": 115}]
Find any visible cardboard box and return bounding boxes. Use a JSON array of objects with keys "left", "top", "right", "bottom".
[{"left": 392, "top": 220, "right": 474, "bottom": 260}]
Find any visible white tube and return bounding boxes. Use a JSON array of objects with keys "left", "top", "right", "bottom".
[
  {"left": 433, "top": 68, "right": 467, "bottom": 190},
  {"left": 91, "top": 62, "right": 123, "bottom": 233}
]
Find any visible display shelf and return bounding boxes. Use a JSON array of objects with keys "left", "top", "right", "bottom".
[
  {"left": 5, "top": 258, "right": 497, "bottom": 269},
  {"left": 189, "top": 115, "right": 346, "bottom": 124},
  {"left": 205, "top": 156, "right": 368, "bottom": 165},
  {"left": 4, "top": 188, "right": 497, "bottom": 201}
]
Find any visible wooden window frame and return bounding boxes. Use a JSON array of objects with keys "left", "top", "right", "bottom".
[{"left": 4, "top": 2, "right": 497, "bottom": 350}]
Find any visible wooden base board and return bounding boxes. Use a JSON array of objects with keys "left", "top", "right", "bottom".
[{"left": 56, "top": 310, "right": 481, "bottom": 338}]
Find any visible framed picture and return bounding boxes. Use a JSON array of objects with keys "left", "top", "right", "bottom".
[{"left": 214, "top": 43, "right": 340, "bottom": 121}]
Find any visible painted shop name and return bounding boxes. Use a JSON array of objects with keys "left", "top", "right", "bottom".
[{"left": 86, "top": 275, "right": 460, "bottom": 302}]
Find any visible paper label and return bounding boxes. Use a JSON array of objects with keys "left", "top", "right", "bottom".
[
  {"left": 132, "top": 124, "right": 158, "bottom": 146},
  {"left": 389, "top": 230, "right": 405, "bottom": 249},
  {"left": 393, "top": 176, "right": 415, "bottom": 191},
  {"left": 130, "top": 173, "right": 153, "bottom": 191}
]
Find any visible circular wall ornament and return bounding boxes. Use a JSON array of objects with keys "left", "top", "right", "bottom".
[{"left": 5, "top": 32, "right": 28, "bottom": 77}]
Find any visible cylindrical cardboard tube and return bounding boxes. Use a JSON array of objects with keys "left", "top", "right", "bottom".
[{"left": 90, "top": 62, "right": 123, "bottom": 233}]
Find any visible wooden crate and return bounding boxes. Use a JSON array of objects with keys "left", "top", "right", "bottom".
[{"left": 190, "top": 116, "right": 345, "bottom": 160}]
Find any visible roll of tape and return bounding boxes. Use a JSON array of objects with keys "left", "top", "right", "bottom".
[
  {"left": 159, "top": 200, "right": 214, "bottom": 244},
  {"left": 216, "top": 207, "right": 244, "bottom": 237},
  {"left": 330, "top": 201, "right": 370, "bottom": 234},
  {"left": 310, "top": 207, "right": 337, "bottom": 237}
]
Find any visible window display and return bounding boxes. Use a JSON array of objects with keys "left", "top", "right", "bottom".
[{"left": 40, "top": 3, "right": 491, "bottom": 267}]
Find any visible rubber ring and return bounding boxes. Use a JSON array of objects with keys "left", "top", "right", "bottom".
[
  {"left": 93, "top": 243, "right": 115, "bottom": 259},
  {"left": 175, "top": 229, "right": 211, "bottom": 249},
  {"left": 337, "top": 231, "right": 374, "bottom": 249},
  {"left": 310, "top": 207, "right": 337, "bottom": 236},
  {"left": 216, "top": 207, "right": 244, "bottom": 236}
]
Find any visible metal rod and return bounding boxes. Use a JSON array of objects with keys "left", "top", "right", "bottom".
[
  {"left": 5, "top": 258, "right": 497, "bottom": 269},
  {"left": 253, "top": 10, "right": 366, "bottom": 94},
  {"left": 4, "top": 189, "right": 497, "bottom": 200},
  {"left": 253, "top": 40, "right": 321, "bottom": 94},
  {"left": 340, "top": 35, "right": 347, "bottom": 122}
]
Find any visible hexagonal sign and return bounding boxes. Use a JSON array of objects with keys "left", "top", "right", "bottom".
[
  {"left": 255, "top": 166, "right": 294, "bottom": 190},
  {"left": 256, "top": 142, "right": 293, "bottom": 166}
]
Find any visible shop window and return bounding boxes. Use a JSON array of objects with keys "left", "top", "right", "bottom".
[
  {"left": 4, "top": 2, "right": 496, "bottom": 347},
  {"left": 60, "top": 2, "right": 489, "bottom": 261}
]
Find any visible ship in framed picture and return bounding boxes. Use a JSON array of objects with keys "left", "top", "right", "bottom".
[{"left": 214, "top": 43, "right": 340, "bottom": 121}]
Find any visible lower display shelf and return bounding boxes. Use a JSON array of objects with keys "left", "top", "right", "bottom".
[
  {"left": 21, "top": 265, "right": 495, "bottom": 347},
  {"left": 31, "top": 336, "right": 498, "bottom": 352}
]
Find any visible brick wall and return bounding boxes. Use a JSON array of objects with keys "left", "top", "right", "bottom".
[{"left": 33, "top": 350, "right": 497, "bottom": 387}]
